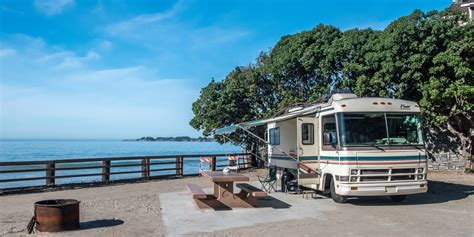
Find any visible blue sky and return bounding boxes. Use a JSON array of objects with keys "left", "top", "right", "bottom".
[{"left": 0, "top": 0, "right": 449, "bottom": 139}]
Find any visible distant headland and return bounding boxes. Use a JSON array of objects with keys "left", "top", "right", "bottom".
[{"left": 123, "top": 136, "right": 215, "bottom": 142}]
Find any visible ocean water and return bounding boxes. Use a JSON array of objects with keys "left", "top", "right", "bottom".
[{"left": 0, "top": 140, "right": 241, "bottom": 188}]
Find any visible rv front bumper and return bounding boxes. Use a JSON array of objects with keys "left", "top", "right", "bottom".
[{"left": 337, "top": 181, "right": 428, "bottom": 196}]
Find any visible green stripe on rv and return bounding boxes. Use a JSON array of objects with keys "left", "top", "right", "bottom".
[
  {"left": 300, "top": 156, "right": 318, "bottom": 161},
  {"left": 270, "top": 155, "right": 427, "bottom": 161},
  {"left": 270, "top": 156, "right": 296, "bottom": 161},
  {"left": 321, "top": 155, "right": 427, "bottom": 161}
]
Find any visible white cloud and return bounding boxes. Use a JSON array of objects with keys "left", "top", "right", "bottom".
[
  {"left": 0, "top": 34, "right": 200, "bottom": 139},
  {"left": 0, "top": 48, "right": 16, "bottom": 57},
  {"left": 2, "top": 34, "right": 98, "bottom": 70},
  {"left": 34, "top": 0, "right": 74, "bottom": 16},
  {"left": 97, "top": 1, "right": 251, "bottom": 81},
  {"left": 106, "top": 1, "right": 183, "bottom": 35},
  {"left": 103, "top": 2, "right": 250, "bottom": 53},
  {"left": 98, "top": 40, "right": 113, "bottom": 51},
  {"left": 53, "top": 50, "right": 100, "bottom": 70}
]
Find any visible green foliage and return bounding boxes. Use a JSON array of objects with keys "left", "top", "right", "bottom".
[
  {"left": 330, "top": 28, "right": 381, "bottom": 95},
  {"left": 190, "top": 9, "right": 474, "bottom": 164},
  {"left": 190, "top": 54, "right": 275, "bottom": 143},
  {"left": 268, "top": 25, "right": 342, "bottom": 107}
]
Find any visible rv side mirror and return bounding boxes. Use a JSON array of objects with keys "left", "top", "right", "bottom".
[{"left": 323, "top": 132, "right": 332, "bottom": 145}]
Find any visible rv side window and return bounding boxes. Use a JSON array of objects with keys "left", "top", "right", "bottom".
[
  {"left": 322, "top": 115, "right": 338, "bottom": 146},
  {"left": 269, "top": 128, "right": 280, "bottom": 145},
  {"left": 302, "top": 123, "right": 314, "bottom": 145}
]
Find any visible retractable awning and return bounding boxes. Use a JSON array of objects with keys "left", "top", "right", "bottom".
[
  {"left": 213, "top": 124, "right": 240, "bottom": 135},
  {"left": 214, "top": 104, "right": 330, "bottom": 135},
  {"left": 213, "top": 104, "right": 323, "bottom": 135},
  {"left": 213, "top": 119, "right": 271, "bottom": 135},
  {"left": 213, "top": 120, "right": 268, "bottom": 135}
]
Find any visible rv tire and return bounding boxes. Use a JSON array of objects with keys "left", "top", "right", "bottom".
[{"left": 330, "top": 178, "right": 347, "bottom": 203}]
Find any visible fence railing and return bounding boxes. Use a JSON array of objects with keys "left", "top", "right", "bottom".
[{"left": 0, "top": 153, "right": 252, "bottom": 193}]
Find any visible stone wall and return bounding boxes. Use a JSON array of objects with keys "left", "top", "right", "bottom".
[
  {"left": 425, "top": 126, "right": 468, "bottom": 171},
  {"left": 428, "top": 151, "right": 465, "bottom": 170}
]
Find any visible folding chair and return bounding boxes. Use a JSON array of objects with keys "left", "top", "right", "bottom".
[{"left": 258, "top": 165, "right": 277, "bottom": 193}]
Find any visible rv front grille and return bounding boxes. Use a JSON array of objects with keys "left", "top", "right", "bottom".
[
  {"left": 391, "top": 175, "right": 416, "bottom": 181},
  {"left": 349, "top": 167, "right": 423, "bottom": 183},
  {"left": 360, "top": 176, "right": 389, "bottom": 182},
  {"left": 360, "top": 169, "right": 389, "bottom": 175},
  {"left": 392, "top": 168, "right": 416, "bottom": 174}
]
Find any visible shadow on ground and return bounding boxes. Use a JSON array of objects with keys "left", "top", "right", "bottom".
[
  {"left": 349, "top": 180, "right": 474, "bottom": 206},
  {"left": 80, "top": 219, "right": 124, "bottom": 230},
  {"left": 198, "top": 196, "right": 292, "bottom": 211},
  {"left": 255, "top": 196, "right": 292, "bottom": 209}
]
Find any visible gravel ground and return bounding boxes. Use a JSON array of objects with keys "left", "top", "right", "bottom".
[{"left": 0, "top": 170, "right": 472, "bottom": 237}]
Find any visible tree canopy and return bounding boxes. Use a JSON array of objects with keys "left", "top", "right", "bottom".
[{"left": 190, "top": 9, "right": 473, "bottom": 168}]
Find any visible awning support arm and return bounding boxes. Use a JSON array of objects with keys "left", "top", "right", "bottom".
[
  {"left": 219, "top": 133, "right": 267, "bottom": 164},
  {"left": 237, "top": 125, "right": 298, "bottom": 162},
  {"left": 237, "top": 125, "right": 268, "bottom": 145}
]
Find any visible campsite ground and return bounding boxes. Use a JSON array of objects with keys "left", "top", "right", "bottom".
[{"left": 0, "top": 170, "right": 473, "bottom": 237}]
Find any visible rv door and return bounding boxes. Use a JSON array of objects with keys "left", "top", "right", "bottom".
[{"left": 296, "top": 117, "right": 319, "bottom": 163}]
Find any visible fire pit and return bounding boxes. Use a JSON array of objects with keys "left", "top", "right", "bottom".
[{"left": 34, "top": 199, "right": 80, "bottom": 232}]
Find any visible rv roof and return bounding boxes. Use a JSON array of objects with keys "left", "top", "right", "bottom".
[
  {"left": 213, "top": 95, "right": 420, "bottom": 135},
  {"left": 213, "top": 101, "right": 331, "bottom": 134}
]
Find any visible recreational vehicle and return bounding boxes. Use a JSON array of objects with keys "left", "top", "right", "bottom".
[{"left": 215, "top": 93, "right": 428, "bottom": 203}]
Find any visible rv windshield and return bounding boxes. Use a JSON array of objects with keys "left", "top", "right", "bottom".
[{"left": 338, "top": 113, "right": 424, "bottom": 146}]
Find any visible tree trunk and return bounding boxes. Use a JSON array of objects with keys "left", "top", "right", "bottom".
[{"left": 447, "top": 121, "right": 473, "bottom": 171}]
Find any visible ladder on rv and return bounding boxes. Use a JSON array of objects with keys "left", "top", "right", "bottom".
[{"left": 297, "top": 162, "right": 320, "bottom": 187}]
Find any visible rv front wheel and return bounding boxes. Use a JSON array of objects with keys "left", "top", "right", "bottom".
[{"left": 330, "top": 177, "right": 347, "bottom": 203}]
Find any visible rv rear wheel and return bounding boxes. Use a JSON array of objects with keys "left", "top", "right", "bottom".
[
  {"left": 389, "top": 195, "right": 407, "bottom": 202},
  {"left": 330, "top": 178, "right": 347, "bottom": 203}
]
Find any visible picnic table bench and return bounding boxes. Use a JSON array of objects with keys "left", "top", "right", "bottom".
[
  {"left": 186, "top": 183, "right": 207, "bottom": 199},
  {"left": 236, "top": 183, "right": 267, "bottom": 198},
  {"left": 186, "top": 171, "right": 267, "bottom": 208}
]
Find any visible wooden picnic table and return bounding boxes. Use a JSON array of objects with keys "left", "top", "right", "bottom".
[
  {"left": 202, "top": 171, "right": 249, "bottom": 200},
  {"left": 189, "top": 171, "right": 265, "bottom": 208}
]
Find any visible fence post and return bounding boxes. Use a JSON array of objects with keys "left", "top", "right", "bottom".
[
  {"left": 45, "top": 162, "right": 55, "bottom": 186},
  {"left": 146, "top": 158, "right": 150, "bottom": 177},
  {"left": 176, "top": 156, "right": 183, "bottom": 176},
  {"left": 211, "top": 156, "right": 216, "bottom": 171},
  {"left": 141, "top": 158, "right": 149, "bottom": 179},
  {"left": 102, "top": 160, "right": 110, "bottom": 182}
]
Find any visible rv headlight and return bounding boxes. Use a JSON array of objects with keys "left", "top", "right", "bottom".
[
  {"left": 351, "top": 169, "right": 358, "bottom": 175},
  {"left": 350, "top": 177, "right": 358, "bottom": 182},
  {"left": 417, "top": 168, "right": 423, "bottom": 173},
  {"left": 417, "top": 175, "right": 424, "bottom": 180}
]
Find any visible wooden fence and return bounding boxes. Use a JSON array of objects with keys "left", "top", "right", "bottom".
[{"left": 0, "top": 153, "right": 251, "bottom": 193}]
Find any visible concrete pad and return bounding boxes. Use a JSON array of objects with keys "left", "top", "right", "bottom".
[{"left": 160, "top": 183, "right": 336, "bottom": 236}]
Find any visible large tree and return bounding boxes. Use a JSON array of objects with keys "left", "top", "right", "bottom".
[
  {"left": 369, "top": 10, "right": 473, "bottom": 168},
  {"left": 266, "top": 24, "right": 342, "bottom": 108},
  {"left": 190, "top": 9, "right": 473, "bottom": 169},
  {"left": 330, "top": 28, "right": 381, "bottom": 94},
  {"left": 190, "top": 54, "right": 274, "bottom": 144},
  {"left": 416, "top": 11, "right": 474, "bottom": 168}
]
